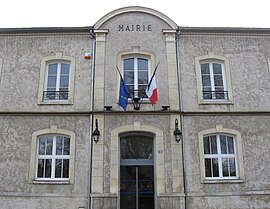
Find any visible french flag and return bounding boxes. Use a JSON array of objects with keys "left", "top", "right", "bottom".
[{"left": 146, "top": 62, "right": 159, "bottom": 106}]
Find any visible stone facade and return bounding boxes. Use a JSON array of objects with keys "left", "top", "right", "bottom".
[{"left": 0, "top": 6, "right": 269, "bottom": 209}]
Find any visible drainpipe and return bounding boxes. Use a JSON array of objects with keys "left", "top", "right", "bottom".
[
  {"left": 88, "top": 29, "right": 96, "bottom": 209},
  {"left": 175, "top": 28, "right": 188, "bottom": 209}
]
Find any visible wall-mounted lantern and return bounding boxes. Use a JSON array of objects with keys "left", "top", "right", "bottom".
[
  {"left": 92, "top": 119, "right": 100, "bottom": 143},
  {"left": 173, "top": 119, "right": 182, "bottom": 143}
]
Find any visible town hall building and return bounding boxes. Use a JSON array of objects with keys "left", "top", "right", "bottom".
[{"left": 0, "top": 6, "right": 269, "bottom": 209}]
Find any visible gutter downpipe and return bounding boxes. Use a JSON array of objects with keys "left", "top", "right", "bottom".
[
  {"left": 175, "top": 28, "right": 188, "bottom": 209},
  {"left": 88, "top": 29, "right": 96, "bottom": 209}
]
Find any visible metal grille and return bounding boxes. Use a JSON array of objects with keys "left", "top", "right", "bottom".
[{"left": 43, "top": 91, "right": 69, "bottom": 100}]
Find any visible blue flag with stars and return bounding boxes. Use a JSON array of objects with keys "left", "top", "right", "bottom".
[{"left": 119, "top": 77, "right": 129, "bottom": 111}]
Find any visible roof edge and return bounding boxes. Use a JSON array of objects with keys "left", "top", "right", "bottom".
[
  {"left": 179, "top": 26, "right": 270, "bottom": 34},
  {"left": 1, "top": 26, "right": 270, "bottom": 35},
  {"left": 0, "top": 26, "right": 92, "bottom": 34}
]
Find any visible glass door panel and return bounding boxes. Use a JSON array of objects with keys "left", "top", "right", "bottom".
[
  {"left": 120, "top": 166, "right": 136, "bottom": 209},
  {"left": 120, "top": 166, "right": 154, "bottom": 209},
  {"left": 138, "top": 166, "right": 154, "bottom": 209}
]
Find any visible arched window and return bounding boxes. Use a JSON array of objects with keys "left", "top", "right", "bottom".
[
  {"left": 43, "top": 61, "right": 71, "bottom": 100},
  {"left": 36, "top": 135, "right": 70, "bottom": 180},
  {"left": 29, "top": 125, "right": 76, "bottom": 184},
  {"left": 200, "top": 60, "right": 227, "bottom": 100},
  {"left": 198, "top": 125, "right": 244, "bottom": 183},
  {"left": 203, "top": 134, "right": 237, "bottom": 179},
  {"left": 122, "top": 56, "right": 151, "bottom": 98},
  {"left": 195, "top": 54, "right": 233, "bottom": 104},
  {"left": 38, "top": 54, "right": 76, "bottom": 104}
]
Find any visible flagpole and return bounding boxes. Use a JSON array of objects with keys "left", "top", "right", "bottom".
[
  {"left": 116, "top": 66, "right": 124, "bottom": 80},
  {"left": 147, "top": 61, "right": 160, "bottom": 91}
]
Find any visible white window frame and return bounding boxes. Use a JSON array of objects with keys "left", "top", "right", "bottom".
[
  {"left": 200, "top": 61, "right": 228, "bottom": 100},
  {"left": 38, "top": 53, "right": 75, "bottom": 105},
  {"left": 195, "top": 54, "right": 233, "bottom": 104},
  {"left": 44, "top": 61, "right": 71, "bottom": 100},
  {"left": 36, "top": 135, "right": 70, "bottom": 180},
  {"left": 116, "top": 47, "right": 156, "bottom": 109},
  {"left": 198, "top": 125, "right": 245, "bottom": 183},
  {"left": 203, "top": 134, "right": 238, "bottom": 180},
  {"left": 122, "top": 56, "right": 151, "bottom": 98},
  {"left": 29, "top": 125, "right": 76, "bottom": 184}
]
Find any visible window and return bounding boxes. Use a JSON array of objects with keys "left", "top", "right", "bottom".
[
  {"left": 203, "top": 134, "right": 237, "bottom": 179},
  {"left": 36, "top": 135, "right": 70, "bottom": 180},
  {"left": 123, "top": 57, "right": 150, "bottom": 98},
  {"left": 29, "top": 126, "right": 75, "bottom": 184},
  {"left": 44, "top": 62, "right": 70, "bottom": 100},
  {"left": 198, "top": 126, "right": 244, "bottom": 183},
  {"left": 38, "top": 54, "right": 75, "bottom": 104},
  {"left": 200, "top": 61, "right": 227, "bottom": 100},
  {"left": 195, "top": 55, "right": 233, "bottom": 104}
]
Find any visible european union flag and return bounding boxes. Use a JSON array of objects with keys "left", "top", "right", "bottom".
[{"left": 119, "top": 78, "right": 129, "bottom": 111}]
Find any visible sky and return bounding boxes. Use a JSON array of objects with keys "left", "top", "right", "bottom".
[{"left": 1, "top": 0, "right": 269, "bottom": 28}]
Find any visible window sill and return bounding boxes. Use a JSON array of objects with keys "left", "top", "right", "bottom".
[
  {"left": 203, "top": 179, "right": 244, "bottom": 184},
  {"left": 38, "top": 100, "right": 73, "bottom": 105},
  {"left": 199, "top": 100, "right": 233, "bottom": 105},
  {"left": 32, "top": 180, "right": 70, "bottom": 185}
]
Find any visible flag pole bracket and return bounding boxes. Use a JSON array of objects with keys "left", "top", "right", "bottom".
[{"left": 130, "top": 90, "right": 147, "bottom": 111}]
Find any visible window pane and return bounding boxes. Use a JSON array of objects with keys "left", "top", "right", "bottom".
[
  {"left": 60, "top": 75, "right": 69, "bottom": 88},
  {"left": 56, "top": 136, "right": 63, "bottom": 155},
  {"left": 55, "top": 159, "right": 62, "bottom": 178},
  {"left": 215, "top": 91, "right": 225, "bottom": 99},
  {"left": 212, "top": 158, "right": 219, "bottom": 177},
  {"left": 124, "top": 71, "right": 134, "bottom": 85},
  {"left": 222, "top": 158, "right": 229, "bottom": 177},
  {"left": 202, "top": 87, "right": 212, "bottom": 99},
  {"left": 45, "top": 89, "right": 57, "bottom": 100},
  {"left": 210, "top": 136, "right": 217, "bottom": 154},
  {"left": 214, "top": 75, "right": 224, "bottom": 87},
  {"left": 47, "top": 76, "right": 57, "bottom": 88},
  {"left": 38, "top": 137, "right": 46, "bottom": 155},
  {"left": 227, "top": 136, "right": 235, "bottom": 154},
  {"left": 203, "top": 136, "right": 210, "bottom": 154},
  {"left": 124, "top": 58, "right": 134, "bottom": 71},
  {"left": 205, "top": 159, "right": 211, "bottom": 177},
  {"left": 63, "top": 137, "right": 70, "bottom": 155},
  {"left": 201, "top": 63, "right": 210, "bottom": 74},
  {"left": 138, "top": 58, "right": 148, "bottom": 71},
  {"left": 45, "top": 159, "right": 52, "bottom": 178},
  {"left": 61, "top": 63, "right": 70, "bottom": 75},
  {"left": 220, "top": 135, "right": 227, "bottom": 154},
  {"left": 138, "top": 71, "right": 148, "bottom": 84},
  {"left": 202, "top": 75, "right": 211, "bottom": 86},
  {"left": 37, "top": 159, "right": 44, "bottom": 178},
  {"left": 59, "top": 91, "right": 69, "bottom": 100},
  {"left": 46, "top": 137, "right": 53, "bottom": 155},
  {"left": 229, "top": 158, "right": 236, "bottom": 176},
  {"left": 127, "top": 85, "right": 134, "bottom": 93},
  {"left": 213, "top": 63, "right": 222, "bottom": 74},
  {"left": 63, "top": 159, "right": 69, "bottom": 178},
  {"left": 48, "top": 64, "right": 57, "bottom": 74}
]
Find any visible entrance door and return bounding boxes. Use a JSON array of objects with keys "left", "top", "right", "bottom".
[{"left": 120, "top": 135, "right": 154, "bottom": 209}]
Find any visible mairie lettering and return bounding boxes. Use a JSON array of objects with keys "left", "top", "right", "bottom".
[{"left": 118, "top": 24, "right": 152, "bottom": 32}]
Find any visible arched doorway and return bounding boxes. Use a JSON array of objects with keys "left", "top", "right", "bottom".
[{"left": 120, "top": 134, "right": 155, "bottom": 209}]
